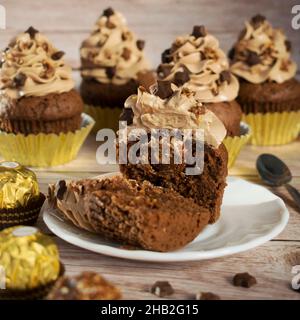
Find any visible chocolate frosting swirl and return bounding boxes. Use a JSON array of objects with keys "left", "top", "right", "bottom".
[
  {"left": 80, "top": 9, "right": 150, "bottom": 85},
  {"left": 230, "top": 16, "right": 297, "bottom": 84},
  {"left": 0, "top": 28, "right": 74, "bottom": 99},
  {"left": 157, "top": 26, "right": 239, "bottom": 103}
]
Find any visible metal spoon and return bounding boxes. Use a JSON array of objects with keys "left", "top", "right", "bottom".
[{"left": 256, "top": 153, "right": 300, "bottom": 209}]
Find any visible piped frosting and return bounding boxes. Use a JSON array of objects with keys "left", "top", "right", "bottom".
[
  {"left": 230, "top": 15, "right": 297, "bottom": 84},
  {"left": 80, "top": 8, "right": 150, "bottom": 85}
]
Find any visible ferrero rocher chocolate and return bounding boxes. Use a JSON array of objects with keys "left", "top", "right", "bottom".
[
  {"left": 0, "top": 226, "right": 60, "bottom": 290},
  {"left": 0, "top": 161, "right": 40, "bottom": 210}
]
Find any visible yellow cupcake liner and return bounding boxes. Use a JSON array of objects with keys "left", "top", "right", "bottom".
[
  {"left": 84, "top": 104, "right": 122, "bottom": 133},
  {"left": 223, "top": 122, "right": 252, "bottom": 168},
  {"left": 243, "top": 111, "right": 300, "bottom": 146},
  {"left": 0, "top": 113, "right": 94, "bottom": 167}
]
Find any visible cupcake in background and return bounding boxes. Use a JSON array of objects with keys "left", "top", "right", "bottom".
[
  {"left": 80, "top": 7, "right": 152, "bottom": 132},
  {"left": 229, "top": 15, "right": 300, "bottom": 145},
  {"left": 0, "top": 27, "right": 94, "bottom": 167},
  {"left": 157, "top": 25, "right": 251, "bottom": 167}
]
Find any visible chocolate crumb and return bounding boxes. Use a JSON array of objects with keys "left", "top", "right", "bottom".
[
  {"left": 155, "top": 80, "right": 173, "bottom": 99},
  {"left": 119, "top": 107, "right": 134, "bottom": 125},
  {"left": 174, "top": 68, "right": 190, "bottom": 86},
  {"left": 196, "top": 292, "right": 221, "bottom": 300},
  {"left": 136, "top": 40, "right": 145, "bottom": 51},
  {"left": 57, "top": 180, "right": 67, "bottom": 200},
  {"left": 250, "top": 14, "right": 266, "bottom": 29},
  {"left": 219, "top": 70, "right": 231, "bottom": 83},
  {"left": 157, "top": 64, "right": 173, "bottom": 78},
  {"left": 285, "top": 40, "right": 292, "bottom": 52},
  {"left": 233, "top": 272, "right": 257, "bottom": 288},
  {"left": 246, "top": 51, "right": 261, "bottom": 66},
  {"left": 228, "top": 47, "right": 235, "bottom": 60},
  {"left": 151, "top": 281, "right": 174, "bottom": 297},
  {"left": 103, "top": 7, "right": 114, "bottom": 17},
  {"left": 121, "top": 47, "right": 131, "bottom": 60},
  {"left": 13, "top": 72, "right": 27, "bottom": 87},
  {"left": 25, "top": 26, "right": 39, "bottom": 39},
  {"left": 162, "top": 48, "right": 173, "bottom": 63},
  {"left": 191, "top": 25, "right": 207, "bottom": 38},
  {"left": 106, "top": 66, "right": 116, "bottom": 79},
  {"left": 51, "top": 51, "right": 65, "bottom": 60}
]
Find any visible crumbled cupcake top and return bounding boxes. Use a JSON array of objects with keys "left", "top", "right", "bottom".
[
  {"left": 122, "top": 81, "right": 226, "bottom": 148},
  {"left": 229, "top": 15, "right": 297, "bottom": 84},
  {"left": 0, "top": 27, "right": 74, "bottom": 99},
  {"left": 80, "top": 8, "right": 150, "bottom": 85},
  {"left": 156, "top": 25, "right": 239, "bottom": 103}
]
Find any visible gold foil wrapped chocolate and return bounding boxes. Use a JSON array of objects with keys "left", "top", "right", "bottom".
[
  {"left": 0, "top": 161, "right": 40, "bottom": 210},
  {"left": 0, "top": 226, "right": 60, "bottom": 290}
]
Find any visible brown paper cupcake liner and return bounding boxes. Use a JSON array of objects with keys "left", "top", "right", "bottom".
[
  {"left": 84, "top": 104, "right": 123, "bottom": 133},
  {"left": 0, "top": 193, "right": 46, "bottom": 231},
  {"left": 0, "top": 114, "right": 82, "bottom": 135},
  {"left": 0, "top": 262, "right": 65, "bottom": 300}
]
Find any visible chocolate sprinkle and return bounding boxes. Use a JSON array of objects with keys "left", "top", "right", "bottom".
[
  {"left": 174, "top": 68, "right": 190, "bottom": 86},
  {"left": 161, "top": 48, "right": 173, "bottom": 63},
  {"left": 246, "top": 51, "right": 261, "bottom": 66},
  {"left": 191, "top": 25, "right": 207, "bottom": 38},
  {"left": 25, "top": 26, "right": 39, "bottom": 39},
  {"left": 285, "top": 40, "right": 292, "bottom": 52},
  {"left": 119, "top": 108, "right": 134, "bottom": 125},
  {"left": 233, "top": 272, "right": 257, "bottom": 288},
  {"left": 150, "top": 281, "right": 174, "bottom": 297},
  {"left": 136, "top": 40, "right": 145, "bottom": 51},
  {"left": 13, "top": 72, "right": 27, "bottom": 88},
  {"left": 157, "top": 64, "right": 173, "bottom": 78},
  {"left": 106, "top": 66, "right": 116, "bottom": 79},
  {"left": 250, "top": 14, "right": 266, "bottom": 29},
  {"left": 57, "top": 180, "right": 67, "bottom": 200},
  {"left": 103, "top": 7, "right": 114, "bottom": 17},
  {"left": 51, "top": 51, "right": 65, "bottom": 60},
  {"left": 155, "top": 80, "right": 173, "bottom": 99},
  {"left": 219, "top": 70, "right": 231, "bottom": 83}
]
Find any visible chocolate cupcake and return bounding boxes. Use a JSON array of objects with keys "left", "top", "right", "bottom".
[
  {"left": 0, "top": 161, "right": 45, "bottom": 230},
  {"left": 0, "top": 27, "right": 94, "bottom": 166},
  {"left": 0, "top": 226, "right": 63, "bottom": 299},
  {"left": 157, "top": 26, "right": 251, "bottom": 167},
  {"left": 230, "top": 15, "right": 300, "bottom": 145},
  {"left": 119, "top": 84, "right": 228, "bottom": 224},
  {"left": 80, "top": 8, "right": 152, "bottom": 132}
]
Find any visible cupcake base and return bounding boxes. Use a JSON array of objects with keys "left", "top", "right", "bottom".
[
  {"left": 243, "top": 111, "right": 300, "bottom": 146},
  {"left": 0, "top": 113, "right": 94, "bottom": 167},
  {"left": 0, "top": 193, "right": 45, "bottom": 231}
]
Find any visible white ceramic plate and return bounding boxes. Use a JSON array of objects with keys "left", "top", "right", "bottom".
[{"left": 43, "top": 173, "right": 289, "bottom": 262}]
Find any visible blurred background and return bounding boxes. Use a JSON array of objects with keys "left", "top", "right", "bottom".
[{"left": 0, "top": 0, "right": 299, "bottom": 73}]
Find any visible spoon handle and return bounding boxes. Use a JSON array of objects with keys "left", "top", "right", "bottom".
[{"left": 285, "top": 184, "right": 300, "bottom": 210}]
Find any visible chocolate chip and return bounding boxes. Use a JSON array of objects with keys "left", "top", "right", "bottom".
[
  {"left": 196, "top": 292, "right": 221, "bottom": 300},
  {"left": 13, "top": 72, "right": 27, "bottom": 87},
  {"left": 121, "top": 47, "right": 131, "bottom": 60},
  {"left": 57, "top": 180, "right": 67, "bottom": 200},
  {"left": 103, "top": 7, "right": 114, "bottom": 17},
  {"left": 151, "top": 281, "right": 174, "bottom": 297},
  {"left": 219, "top": 70, "right": 231, "bottom": 83},
  {"left": 250, "top": 14, "right": 266, "bottom": 29},
  {"left": 285, "top": 40, "right": 292, "bottom": 52},
  {"left": 161, "top": 48, "right": 172, "bottom": 63},
  {"left": 173, "top": 68, "right": 190, "bottom": 86},
  {"left": 105, "top": 66, "right": 116, "bottom": 79},
  {"left": 233, "top": 272, "right": 257, "bottom": 288},
  {"left": 25, "top": 26, "right": 39, "bottom": 39},
  {"left": 191, "top": 25, "right": 207, "bottom": 38},
  {"left": 119, "top": 107, "right": 134, "bottom": 125},
  {"left": 157, "top": 64, "right": 173, "bottom": 78},
  {"left": 155, "top": 80, "right": 173, "bottom": 99},
  {"left": 51, "top": 51, "right": 65, "bottom": 60},
  {"left": 246, "top": 51, "right": 261, "bottom": 66},
  {"left": 136, "top": 40, "right": 145, "bottom": 51},
  {"left": 228, "top": 47, "right": 235, "bottom": 60}
]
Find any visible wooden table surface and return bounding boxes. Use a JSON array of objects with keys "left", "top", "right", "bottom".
[{"left": 1, "top": 0, "right": 300, "bottom": 300}]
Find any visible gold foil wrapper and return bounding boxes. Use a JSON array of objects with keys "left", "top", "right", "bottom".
[
  {"left": 0, "top": 161, "right": 39, "bottom": 210},
  {"left": 0, "top": 226, "right": 60, "bottom": 290}
]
